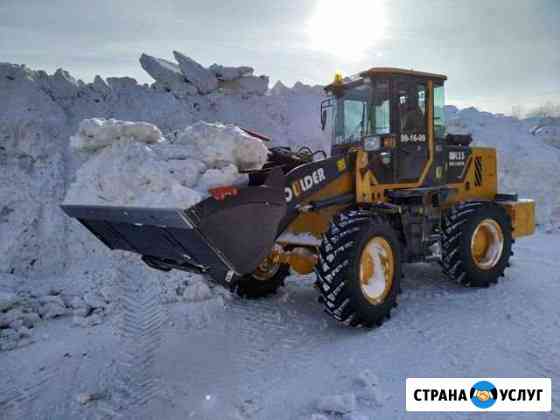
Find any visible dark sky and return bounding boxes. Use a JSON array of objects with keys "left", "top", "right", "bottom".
[{"left": 1, "top": 0, "right": 559, "bottom": 113}]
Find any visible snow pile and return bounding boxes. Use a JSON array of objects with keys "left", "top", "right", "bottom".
[{"left": 64, "top": 119, "right": 268, "bottom": 208}]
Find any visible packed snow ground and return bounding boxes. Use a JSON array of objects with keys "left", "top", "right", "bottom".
[
  {"left": 1, "top": 51, "right": 560, "bottom": 419},
  {"left": 1, "top": 232, "right": 559, "bottom": 419}
]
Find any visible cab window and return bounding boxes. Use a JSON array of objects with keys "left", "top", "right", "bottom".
[
  {"left": 398, "top": 81, "right": 427, "bottom": 134},
  {"left": 434, "top": 84, "right": 446, "bottom": 138},
  {"left": 368, "top": 79, "right": 390, "bottom": 135}
]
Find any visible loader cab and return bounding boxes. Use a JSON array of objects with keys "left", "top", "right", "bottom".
[{"left": 322, "top": 68, "right": 447, "bottom": 184}]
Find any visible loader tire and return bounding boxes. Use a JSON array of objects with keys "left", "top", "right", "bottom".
[
  {"left": 235, "top": 264, "right": 289, "bottom": 299},
  {"left": 316, "top": 209, "right": 401, "bottom": 328},
  {"left": 441, "top": 201, "right": 513, "bottom": 287}
]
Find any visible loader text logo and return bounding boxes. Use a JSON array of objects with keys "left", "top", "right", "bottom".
[
  {"left": 285, "top": 168, "right": 326, "bottom": 203},
  {"left": 406, "top": 378, "right": 551, "bottom": 412}
]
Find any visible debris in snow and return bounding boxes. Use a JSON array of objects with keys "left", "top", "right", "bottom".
[
  {"left": 209, "top": 63, "right": 254, "bottom": 81},
  {"left": 77, "top": 391, "right": 106, "bottom": 405},
  {"left": 316, "top": 393, "right": 357, "bottom": 414},
  {"left": 139, "top": 53, "right": 198, "bottom": 98},
  {"left": 173, "top": 50, "right": 219, "bottom": 94},
  {"left": 64, "top": 119, "right": 267, "bottom": 209}
]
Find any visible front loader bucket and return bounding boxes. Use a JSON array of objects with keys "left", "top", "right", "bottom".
[{"left": 61, "top": 169, "right": 287, "bottom": 286}]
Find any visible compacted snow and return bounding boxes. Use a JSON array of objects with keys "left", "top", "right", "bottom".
[
  {"left": 1, "top": 232, "right": 558, "bottom": 419},
  {"left": 1, "top": 51, "right": 559, "bottom": 419}
]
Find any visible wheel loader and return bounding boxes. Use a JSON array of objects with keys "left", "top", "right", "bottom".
[{"left": 62, "top": 67, "right": 536, "bottom": 327}]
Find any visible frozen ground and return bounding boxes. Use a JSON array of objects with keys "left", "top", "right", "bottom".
[{"left": 1, "top": 231, "right": 559, "bottom": 419}]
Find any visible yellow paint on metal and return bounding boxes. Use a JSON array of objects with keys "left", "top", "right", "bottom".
[
  {"left": 286, "top": 172, "right": 354, "bottom": 237},
  {"left": 270, "top": 247, "right": 318, "bottom": 275},
  {"left": 470, "top": 218, "right": 504, "bottom": 270},
  {"left": 499, "top": 199, "right": 536, "bottom": 238},
  {"left": 443, "top": 147, "right": 498, "bottom": 206},
  {"left": 359, "top": 237, "right": 394, "bottom": 304},
  {"left": 252, "top": 255, "right": 281, "bottom": 281}
]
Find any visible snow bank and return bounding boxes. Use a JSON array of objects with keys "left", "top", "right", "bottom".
[
  {"left": 64, "top": 119, "right": 268, "bottom": 208},
  {"left": 209, "top": 63, "right": 253, "bottom": 81}
]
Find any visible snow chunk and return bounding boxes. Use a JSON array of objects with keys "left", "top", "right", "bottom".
[
  {"left": 106, "top": 76, "right": 138, "bottom": 90},
  {"left": 238, "top": 75, "right": 269, "bottom": 95},
  {"left": 90, "top": 75, "right": 111, "bottom": 96},
  {"left": 316, "top": 393, "right": 357, "bottom": 414},
  {"left": 65, "top": 139, "right": 204, "bottom": 209},
  {"left": 140, "top": 53, "right": 198, "bottom": 98},
  {"left": 209, "top": 63, "right": 254, "bottom": 81},
  {"left": 65, "top": 119, "right": 268, "bottom": 209},
  {"left": 175, "top": 121, "right": 269, "bottom": 171},
  {"left": 173, "top": 51, "right": 218, "bottom": 94},
  {"left": 70, "top": 118, "right": 164, "bottom": 151}
]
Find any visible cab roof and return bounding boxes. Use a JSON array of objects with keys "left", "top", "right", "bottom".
[
  {"left": 324, "top": 67, "right": 447, "bottom": 92},
  {"left": 360, "top": 67, "right": 447, "bottom": 81}
]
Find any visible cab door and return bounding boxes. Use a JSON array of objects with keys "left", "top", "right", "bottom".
[{"left": 397, "top": 79, "right": 428, "bottom": 182}]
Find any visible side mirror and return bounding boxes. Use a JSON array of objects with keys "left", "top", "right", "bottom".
[{"left": 321, "top": 109, "right": 327, "bottom": 131}]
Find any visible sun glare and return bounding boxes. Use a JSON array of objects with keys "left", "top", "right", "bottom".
[{"left": 306, "top": 0, "right": 386, "bottom": 60}]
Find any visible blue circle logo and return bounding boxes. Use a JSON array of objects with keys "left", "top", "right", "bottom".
[{"left": 470, "top": 381, "right": 498, "bottom": 409}]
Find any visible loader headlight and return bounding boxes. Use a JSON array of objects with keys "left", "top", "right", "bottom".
[{"left": 363, "top": 135, "right": 381, "bottom": 151}]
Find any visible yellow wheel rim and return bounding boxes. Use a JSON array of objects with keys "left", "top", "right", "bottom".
[
  {"left": 359, "top": 237, "right": 394, "bottom": 304},
  {"left": 252, "top": 256, "right": 280, "bottom": 281},
  {"left": 471, "top": 218, "right": 504, "bottom": 270}
]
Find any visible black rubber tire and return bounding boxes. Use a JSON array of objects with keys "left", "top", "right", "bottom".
[
  {"left": 234, "top": 264, "right": 290, "bottom": 298},
  {"left": 315, "top": 209, "right": 401, "bottom": 328},
  {"left": 441, "top": 201, "right": 513, "bottom": 287}
]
